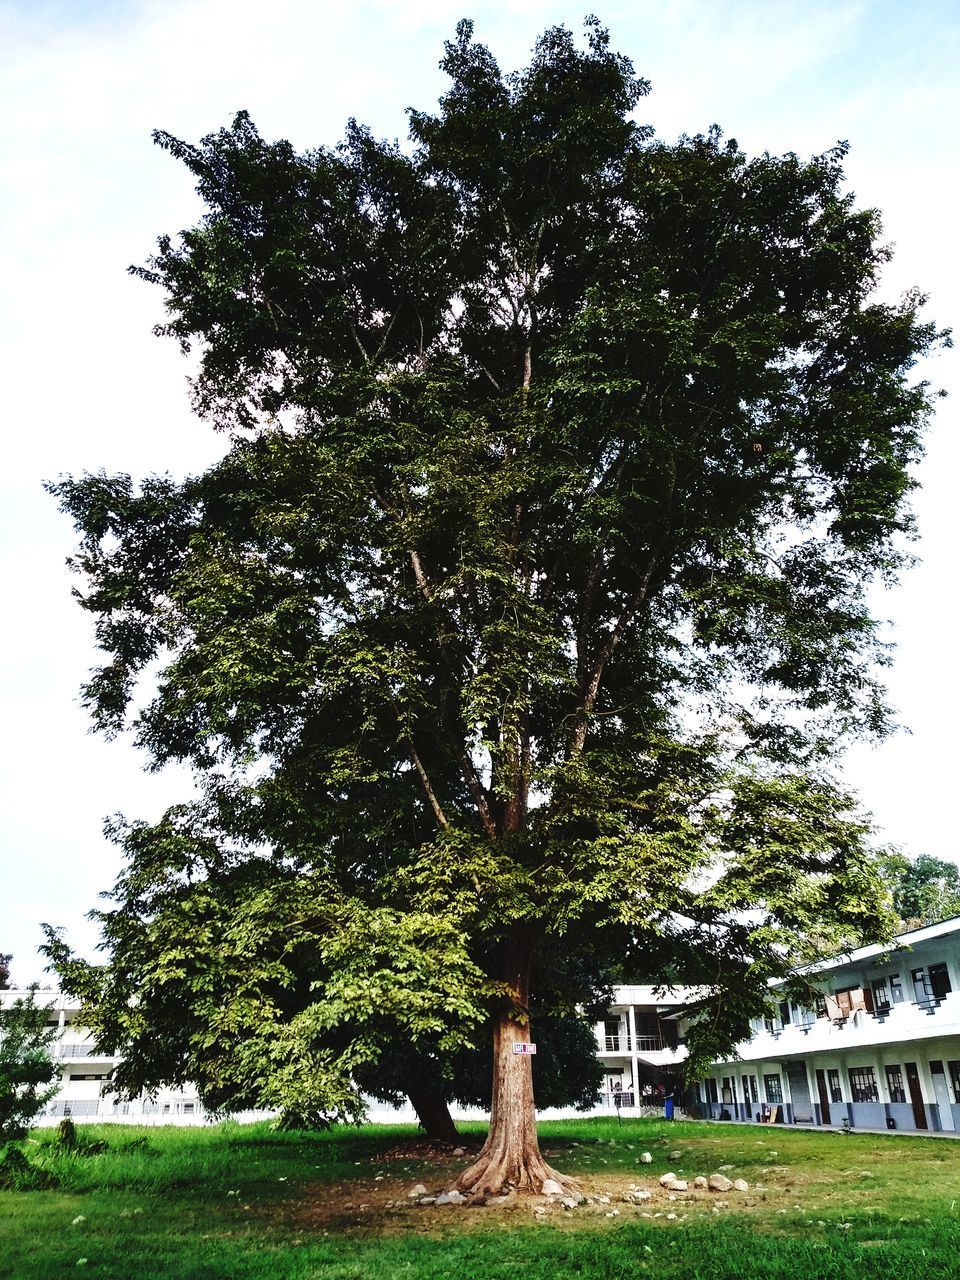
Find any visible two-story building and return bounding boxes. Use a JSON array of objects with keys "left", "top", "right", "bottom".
[
  {"left": 697, "top": 916, "right": 960, "bottom": 1132},
  {"left": 591, "top": 984, "right": 696, "bottom": 1109},
  {"left": 0, "top": 988, "right": 206, "bottom": 1123}
]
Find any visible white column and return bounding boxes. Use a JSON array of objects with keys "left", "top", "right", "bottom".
[{"left": 626, "top": 1004, "right": 638, "bottom": 1098}]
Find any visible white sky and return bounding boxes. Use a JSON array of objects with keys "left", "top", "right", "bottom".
[{"left": 1, "top": 0, "right": 957, "bottom": 984}]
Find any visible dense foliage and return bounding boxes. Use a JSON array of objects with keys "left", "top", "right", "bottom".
[
  {"left": 45, "top": 20, "right": 944, "bottom": 1159},
  {"left": 0, "top": 989, "right": 58, "bottom": 1145}
]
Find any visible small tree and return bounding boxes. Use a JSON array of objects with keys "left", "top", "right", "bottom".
[
  {"left": 0, "top": 955, "right": 11, "bottom": 991},
  {"left": 0, "top": 988, "right": 59, "bottom": 1144},
  {"left": 47, "top": 20, "right": 944, "bottom": 1194}
]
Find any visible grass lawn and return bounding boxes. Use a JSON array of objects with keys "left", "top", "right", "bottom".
[{"left": 3, "top": 1116, "right": 960, "bottom": 1278}]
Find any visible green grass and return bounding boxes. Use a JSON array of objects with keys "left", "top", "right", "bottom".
[{"left": 3, "top": 1117, "right": 960, "bottom": 1278}]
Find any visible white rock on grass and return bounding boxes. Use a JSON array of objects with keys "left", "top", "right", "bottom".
[
  {"left": 435, "top": 1191, "right": 465, "bottom": 1206},
  {"left": 541, "top": 1179, "right": 565, "bottom": 1197},
  {"left": 719, "top": 1164, "right": 734, "bottom": 1171},
  {"left": 640, "top": 1152, "right": 653, "bottom": 1164},
  {"left": 451, "top": 1147, "right": 466, "bottom": 1157},
  {"left": 407, "top": 1184, "right": 429, "bottom": 1199},
  {"left": 693, "top": 1176, "right": 708, "bottom": 1189},
  {"left": 659, "top": 1172, "right": 677, "bottom": 1187},
  {"left": 560, "top": 1195, "right": 581, "bottom": 1210},
  {"left": 708, "top": 1174, "right": 734, "bottom": 1192},
  {"left": 671, "top": 1180, "right": 689, "bottom": 1191},
  {"left": 669, "top": 1151, "right": 682, "bottom": 1161},
  {"left": 733, "top": 1179, "right": 750, "bottom": 1192}
]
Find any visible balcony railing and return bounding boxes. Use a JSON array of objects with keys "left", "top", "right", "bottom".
[
  {"left": 54, "top": 1044, "right": 114, "bottom": 1060},
  {"left": 603, "top": 1090, "right": 636, "bottom": 1107},
  {"left": 603, "top": 1034, "right": 670, "bottom": 1053},
  {"left": 603, "top": 1034, "right": 631, "bottom": 1052}
]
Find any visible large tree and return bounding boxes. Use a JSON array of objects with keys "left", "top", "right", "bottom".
[{"left": 46, "top": 21, "right": 943, "bottom": 1194}]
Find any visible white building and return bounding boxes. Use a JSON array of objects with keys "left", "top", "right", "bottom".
[
  {"left": 699, "top": 916, "right": 960, "bottom": 1133},
  {"left": 11, "top": 916, "right": 960, "bottom": 1133},
  {"left": 0, "top": 988, "right": 207, "bottom": 1124},
  {"left": 591, "top": 984, "right": 696, "bottom": 1109}
]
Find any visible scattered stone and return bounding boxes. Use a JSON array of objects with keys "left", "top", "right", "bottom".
[
  {"left": 435, "top": 1190, "right": 465, "bottom": 1206},
  {"left": 451, "top": 1147, "right": 466, "bottom": 1157},
  {"left": 605, "top": 1209, "right": 621, "bottom": 1217},
  {"left": 407, "top": 1184, "right": 429, "bottom": 1198},
  {"left": 719, "top": 1164, "right": 734, "bottom": 1171},
  {"left": 708, "top": 1174, "right": 734, "bottom": 1192},
  {"left": 541, "top": 1178, "right": 565, "bottom": 1197},
  {"left": 671, "top": 1180, "right": 689, "bottom": 1191},
  {"left": 659, "top": 1172, "right": 677, "bottom": 1186},
  {"left": 71, "top": 1216, "right": 86, "bottom": 1227},
  {"left": 622, "top": 1190, "right": 653, "bottom": 1204},
  {"left": 560, "top": 1195, "right": 581, "bottom": 1209},
  {"left": 419, "top": 1196, "right": 437, "bottom": 1206},
  {"left": 733, "top": 1179, "right": 749, "bottom": 1192},
  {"left": 666, "top": 1212, "right": 677, "bottom": 1220},
  {"left": 640, "top": 1152, "right": 653, "bottom": 1164},
  {"left": 669, "top": 1150, "right": 682, "bottom": 1160},
  {"left": 596, "top": 1194, "right": 611, "bottom": 1204},
  {"left": 693, "top": 1176, "right": 708, "bottom": 1189}
]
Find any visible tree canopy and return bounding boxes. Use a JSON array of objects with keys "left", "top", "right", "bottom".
[
  {"left": 0, "top": 990, "right": 58, "bottom": 1147},
  {"left": 885, "top": 854, "right": 960, "bottom": 927},
  {"left": 45, "top": 19, "right": 945, "bottom": 1193}
]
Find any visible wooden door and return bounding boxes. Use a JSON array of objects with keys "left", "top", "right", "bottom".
[
  {"left": 815, "top": 1069, "right": 831, "bottom": 1124},
  {"left": 905, "top": 1061, "right": 928, "bottom": 1129}
]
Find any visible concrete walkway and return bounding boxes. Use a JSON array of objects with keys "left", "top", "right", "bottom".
[{"left": 700, "top": 1117, "right": 960, "bottom": 1140}]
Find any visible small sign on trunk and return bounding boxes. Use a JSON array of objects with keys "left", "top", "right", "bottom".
[{"left": 512, "top": 1042, "right": 537, "bottom": 1054}]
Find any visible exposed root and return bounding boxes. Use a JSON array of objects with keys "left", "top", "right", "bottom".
[{"left": 454, "top": 1137, "right": 579, "bottom": 1198}]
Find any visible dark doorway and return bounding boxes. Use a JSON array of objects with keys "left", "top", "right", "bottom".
[
  {"left": 905, "top": 1061, "right": 928, "bottom": 1129},
  {"left": 815, "top": 1069, "right": 831, "bottom": 1124}
]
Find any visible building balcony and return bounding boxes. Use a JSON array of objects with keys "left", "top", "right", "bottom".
[
  {"left": 603, "top": 1034, "right": 632, "bottom": 1052},
  {"left": 736, "top": 991, "right": 960, "bottom": 1060},
  {"left": 53, "top": 1043, "right": 117, "bottom": 1061}
]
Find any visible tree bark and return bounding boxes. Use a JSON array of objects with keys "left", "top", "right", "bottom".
[
  {"left": 406, "top": 1084, "right": 460, "bottom": 1144},
  {"left": 455, "top": 927, "right": 572, "bottom": 1196}
]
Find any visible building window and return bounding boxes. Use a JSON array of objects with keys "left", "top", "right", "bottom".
[
  {"left": 721, "top": 1077, "right": 735, "bottom": 1105},
  {"left": 742, "top": 1074, "right": 759, "bottom": 1104},
  {"left": 889, "top": 974, "right": 904, "bottom": 1003},
  {"left": 885, "top": 1065, "right": 906, "bottom": 1104},
  {"left": 871, "top": 978, "right": 890, "bottom": 1009},
  {"left": 68, "top": 1073, "right": 107, "bottom": 1081},
  {"left": 848, "top": 1067, "right": 879, "bottom": 1103},
  {"left": 764, "top": 1074, "right": 783, "bottom": 1104},
  {"left": 912, "top": 968, "right": 932, "bottom": 1004},
  {"left": 929, "top": 963, "right": 952, "bottom": 1001},
  {"left": 947, "top": 1062, "right": 960, "bottom": 1104},
  {"left": 778, "top": 1000, "right": 791, "bottom": 1027},
  {"left": 827, "top": 1069, "right": 843, "bottom": 1103},
  {"left": 814, "top": 993, "right": 827, "bottom": 1018},
  {"left": 705, "top": 1078, "right": 719, "bottom": 1104}
]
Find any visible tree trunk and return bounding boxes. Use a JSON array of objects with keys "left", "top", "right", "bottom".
[
  {"left": 406, "top": 1083, "right": 459, "bottom": 1144},
  {"left": 455, "top": 927, "right": 572, "bottom": 1196}
]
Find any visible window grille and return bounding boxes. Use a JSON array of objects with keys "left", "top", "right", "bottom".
[
  {"left": 885, "top": 1064, "right": 906, "bottom": 1103},
  {"left": 763, "top": 1074, "right": 783, "bottom": 1103},
  {"left": 848, "top": 1066, "right": 879, "bottom": 1103}
]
